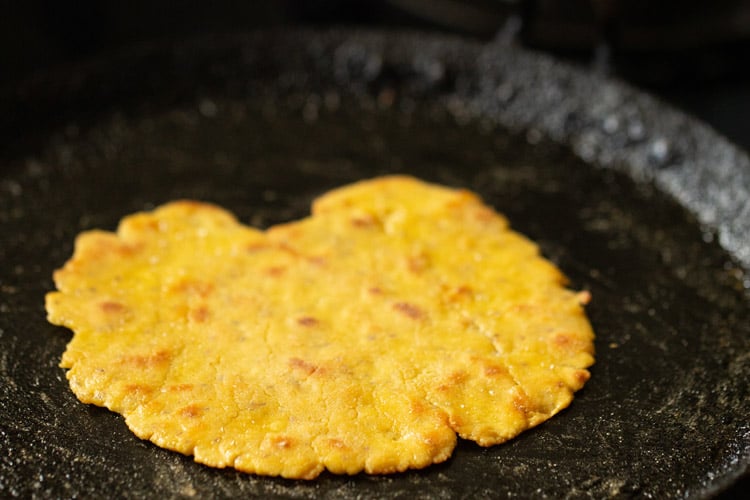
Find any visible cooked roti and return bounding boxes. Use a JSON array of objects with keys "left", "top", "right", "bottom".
[{"left": 46, "top": 176, "right": 594, "bottom": 479}]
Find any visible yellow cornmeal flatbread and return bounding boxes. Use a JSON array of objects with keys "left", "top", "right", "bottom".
[{"left": 46, "top": 176, "right": 594, "bottom": 479}]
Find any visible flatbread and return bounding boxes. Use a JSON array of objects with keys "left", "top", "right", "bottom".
[{"left": 46, "top": 176, "right": 594, "bottom": 479}]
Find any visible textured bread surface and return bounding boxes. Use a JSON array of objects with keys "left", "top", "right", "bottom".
[{"left": 46, "top": 176, "right": 594, "bottom": 479}]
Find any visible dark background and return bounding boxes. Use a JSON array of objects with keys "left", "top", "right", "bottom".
[
  {"left": 2, "top": 0, "right": 749, "bottom": 154},
  {"left": 1, "top": 1, "right": 748, "bottom": 497}
]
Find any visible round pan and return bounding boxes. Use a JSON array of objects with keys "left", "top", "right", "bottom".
[{"left": 0, "top": 30, "right": 748, "bottom": 498}]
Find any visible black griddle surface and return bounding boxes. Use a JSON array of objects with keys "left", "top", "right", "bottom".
[{"left": 1, "top": 30, "right": 748, "bottom": 498}]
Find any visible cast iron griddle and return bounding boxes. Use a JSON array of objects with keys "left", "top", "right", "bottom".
[{"left": 1, "top": 30, "right": 748, "bottom": 498}]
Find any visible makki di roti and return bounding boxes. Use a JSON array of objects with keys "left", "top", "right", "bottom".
[{"left": 45, "top": 176, "right": 595, "bottom": 479}]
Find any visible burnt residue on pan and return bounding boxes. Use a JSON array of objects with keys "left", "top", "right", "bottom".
[{"left": 0, "top": 30, "right": 748, "bottom": 498}]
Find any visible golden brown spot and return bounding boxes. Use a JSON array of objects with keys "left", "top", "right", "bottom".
[
  {"left": 119, "top": 349, "right": 172, "bottom": 368},
  {"left": 553, "top": 331, "right": 575, "bottom": 346},
  {"left": 101, "top": 239, "right": 144, "bottom": 259},
  {"left": 278, "top": 243, "right": 302, "bottom": 257},
  {"left": 573, "top": 369, "right": 591, "bottom": 386},
  {"left": 446, "top": 285, "right": 473, "bottom": 303},
  {"left": 189, "top": 306, "right": 210, "bottom": 323},
  {"left": 246, "top": 401, "right": 267, "bottom": 410},
  {"left": 368, "top": 286, "right": 383, "bottom": 295},
  {"left": 99, "top": 301, "right": 126, "bottom": 313},
  {"left": 123, "top": 384, "right": 154, "bottom": 396},
  {"left": 551, "top": 332, "right": 592, "bottom": 354},
  {"left": 171, "top": 279, "right": 214, "bottom": 297},
  {"left": 448, "top": 414, "right": 464, "bottom": 429},
  {"left": 393, "top": 302, "right": 424, "bottom": 320},
  {"left": 289, "top": 357, "right": 325, "bottom": 376},
  {"left": 166, "top": 384, "right": 194, "bottom": 392},
  {"left": 83, "top": 234, "right": 141, "bottom": 260},
  {"left": 512, "top": 392, "right": 531, "bottom": 416},
  {"left": 552, "top": 332, "right": 574, "bottom": 347},
  {"left": 410, "top": 399, "right": 428, "bottom": 416},
  {"left": 264, "top": 266, "right": 286, "bottom": 277},
  {"left": 297, "top": 316, "right": 319, "bottom": 327},
  {"left": 458, "top": 317, "right": 475, "bottom": 330},
  {"left": 246, "top": 242, "right": 270, "bottom": 252},
  {"left": 307, "top": 256, "right": 327, "bottom": 267},
  {"left": 99, "top": 240, "right": 144, "bottom": 258},
  {"left": 327, "top": 438, "right": 347, "bottom": 449},
  {"left": 473, "top": 207, "right": 495, "bottom": 223},
  {"left": 406, "top": 252, "right": 429, "bottom": 274},
  {"left": 483, "top": 364, "right": 509, "bottom": 378},
  {"left": 449, "top": 370, "right": 469, "bottom": 385},
  {"left": 438, "top": 371, "right": 468, "bottom": 392},
  {"left": 179, "top": 404, "right": 204, "bottom": 418},
  {"left": 511, "top": 303, "right": 537, "bottom": 314},
  {"left": 577, "top": 290, "right": 592, "bottom": 305},
  {"left": 422, "top": 430, "right": 449, "bottom": 448},
  {"left": 350, "top": 214, "right": 376, "bottom": 228},
  {"left": 270, "top": 436, "right": 295, "bottom": 449}
]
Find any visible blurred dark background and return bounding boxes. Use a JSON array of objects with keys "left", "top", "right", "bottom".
[
  {"left": 0, "top": 1, "right": 748, "bottom": 496},
  {"left": 1, "top": 0, "right": 749, "bottom": 153}
]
